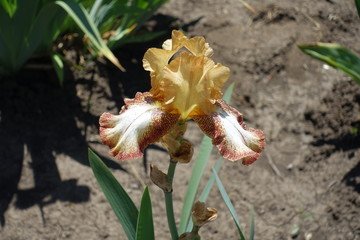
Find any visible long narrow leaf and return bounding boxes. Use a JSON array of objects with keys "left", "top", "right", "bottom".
[
  {"left": 88, "top": 149, "right": 138, "bottom": 240},
  {"left": 249, "top": 207, "right": 255, "bottom": 240},
  {"left": 0, "top": 0, "right": 17, "bottom": 17},
  {"left": 355, "top": 0, "right": 360, "bottom": 17},
  {"left": 223, "top": 82, "right": 235, "bottom": 103},
  {"left": 50, "top": 53, "right": 64, "bottom": 86},
  {"left": 199, "top": 158, "right": 224, "bottom": 202},
  {"left": 184, "top": 157, "right": 224, "bottom": 232},
  {"left": 55, "top": 1, "right": 125, "bottom": 71},
  {"left": 213, "top": 168, "right": 246, "bottom": 240},
  {"left": 179, "top": 136, "right": 213, "bottom": 234},
  {"left": 298, "top": 43, "right": 360, "bottom": 84},
  {"left": 136, "top": 187, "right": 155, "bottom": 240},
  {"left": 179, "top": 83, "right": 235, "bottom": 234}
]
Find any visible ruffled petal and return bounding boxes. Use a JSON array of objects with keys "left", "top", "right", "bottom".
[
  {"left": 192, "top": 100, "right": 265, "bottom": 165},
  {"left": 169, "top": 30, "right": 214, "bottom": 57},
  {"left": 160, "top": 52, "right": 230, "bottom": 118},
  {"left": 99, "top": 92, "right": 180, "bottom": 160},
  {"left": 143, "top": 48, "right": 175, "bottom": 73}
]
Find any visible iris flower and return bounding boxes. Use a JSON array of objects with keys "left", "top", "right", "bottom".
[{"left": 100, "top": 30, "right": 265, "bottom": 165}]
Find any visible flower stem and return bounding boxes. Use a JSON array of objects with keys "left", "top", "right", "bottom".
[{"left": 165, "top": 160, "right": 178, "bottom": 240}]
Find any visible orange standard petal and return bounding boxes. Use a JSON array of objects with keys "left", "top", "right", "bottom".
[
  {"left": 158, "top": 52, "right": 230, "bottom": 119},
  {"left": 193, "top": 100, "right": 266, "bottom": 165},
  {"left": 142, "top": 30, "right": 217, "bottom": 105},
  {"left": 99, "top": 92, "right": 180, "bottom": 160}
]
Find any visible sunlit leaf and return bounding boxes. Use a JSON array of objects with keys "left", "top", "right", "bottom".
[
  {"left": 0, "top": 0, "right": 17, "bottom": 17},
  {"left": 249, "top": 207, "right": 255, "bottom": 240},
  {"left": 55, "top": 0, "right": 125, "bottom": 71},
  {"left": 299, "top": 43, "right": 360, "bottom": 84},
  {"left": 179, "top": 83, "right": 235, "bottom": 234},
  {"left": 185, "top": 157, "right": 224, "bottom": 232},
  {"left": 50, "top": 53, "right": 64, "bottom": 86},
  {"left": 136, "top": 186, "right": 155, "bottom": 240},
  {"left": 88, "top": 149, "right": 138, "bottom": 240},
  {"left": 213, "top": 168, "right": 246, "bottom": 240}
]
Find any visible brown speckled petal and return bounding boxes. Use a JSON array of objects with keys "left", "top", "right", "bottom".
[
  {"left": 99, "top": 92, "right": 180, "bottom": 160},
  {"left": 193, "top": 100, "right": 265, "bottom": 165}
]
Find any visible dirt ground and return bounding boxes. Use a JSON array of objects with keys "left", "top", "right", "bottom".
[{"left": 0, "top": 0, "right": 359, "bottom": 239}]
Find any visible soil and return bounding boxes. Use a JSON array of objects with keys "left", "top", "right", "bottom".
[{"left": 1, "top": 0, "right": 359, "bottom": 239}]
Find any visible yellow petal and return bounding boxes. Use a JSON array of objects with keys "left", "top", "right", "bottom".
[
  {"left": 157, "top": 52, "right": 230, "bottom": 118},
  {"left": 170, "top": 30, "right": 213, "bottom": 57},
  {"left": 143, "top": 48, "right": 175, "bottom": 73}
]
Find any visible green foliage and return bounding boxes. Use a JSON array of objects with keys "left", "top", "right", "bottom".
[
  {"left": 179, "top": 83, "right": 235, "bottom": 234},
  {"left": 184, "top": 157, "right": 223, "bottom": 232},
  {"left": 178, "top": 135, "right": 213, "bottom": 234},
  {"left": 299, "top": 43, "right": 360, "bottom": 84},
  {"left": 249, "top": 207, "right": 255, "bottom": 240},
  {"left": 50, "top": 53, "right": 65, "bottom": 85},
  {"left": 56, "top": 0, "right": 124, "bottom": 70},
  {"left": 88, "top": 0, "right": 168, "bottom": 50},
  {"left": 88, "top": 149, "right": 138, "bottom": 240},
  {"left": 136, "top": 187, "right": 155, "bottom": 240},
  {"left": 356, "top": 0, "right": 360, "bottom": 17},
  {"left": 0, "top": 0, "right": 169, "bottom": 79},
  {"left": 211, "top": 169, "right": 256, "bottom": 240},
  {"left": 0, "top": 0, "right": 122, "bottom": 76},
  {"left": 0, "top": 0, "right": 17, "bottom": 17},
  {"left": 212, "top": 168, "right": 246, "bottom": 240}
]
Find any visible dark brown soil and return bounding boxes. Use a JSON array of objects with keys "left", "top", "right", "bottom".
[{"left": 1, "top": 0, "right": 359, "bottom": 239}]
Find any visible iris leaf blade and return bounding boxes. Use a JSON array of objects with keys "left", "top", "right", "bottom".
[
  {"left": 213, "top": 168, "right": 246, "bottom": 240},
  {"left": 298, "top": 43, "right": 360, "bottom": 84},
  {"left": 185, "top": 157, "right": 224, "bottom": 232},
  {"left": 179, "top": 83, "right": 235, "bottom": 234},
  {"left": 135, "top": 186, "right": 155, "bottom": 240},
  {"left": 55, "top": 0, "right": 125, "bottom": 71},
  {"left": 88, "top": 148, "right": 138, "bottom": 240},
  {"left": 50, "top": 53, "right": 64, "bottom": 86}
]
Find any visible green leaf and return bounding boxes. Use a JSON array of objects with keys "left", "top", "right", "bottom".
[
  {"left": 179, "top": 83, "right": 235, "bottom": 234},
  {"left": 0, "top": 0, "right": 17, "bottom": 17},
  {"left": 223, "top": 82, "right": 235, "bottom": 103},
  {"left": 249, "top": 207, "right": 255, "bottom": 240},
  {"left": 184, "top": 157, "right": 224, "bottom": 232},
  {"left": 55, "top": 0, "right": 125, "bottom": 71},
  {"left": 298, "top": 43, "right": 360, "bottom": 84},
  {"left": 50, "top": 53, "right": 64, "bottom": 86},
  {"left": 213, "top": 168, "right": 246, "bottom": 240},
  {"left": 199, "top": 158, "right": 224, "bottom": 202},
  {"left": 179, "top": 135, "right": 213, "bottom": 234},
  {"left": 355, "top": 0, "right": 360, "bottom": 17},
  {"left": 88, "top": 148, "right": 138, "bottom": 240},
  {"left": 136, "top": 186, "right": 155, "bottom": 240}
]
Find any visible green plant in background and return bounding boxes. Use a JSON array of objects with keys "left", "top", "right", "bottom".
[
  {"left": 298, "top": 0, "right": 360, "bottom": 85},
  {"left": 89, "top": 30, "right": 265, "bottom": 239},
  {"left": 0, "top": 0, "right": 122, "bottom": 78},
  {"left": 86, "top": 0, "right": 168, "bottom": 49},
  {"left": 0, "top": 0, "right": 168, "bottom": 83}
]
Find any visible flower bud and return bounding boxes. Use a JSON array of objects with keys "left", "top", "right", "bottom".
[
  {"left": 150, "top": 165, "right": 172, "bottom": 193},
  {"left": 171, "top": 139, "right": 193, "bottom": 163},
  {"left": 192, "top": 201, "right": 218, "bottom": 227},
  {"left": 161, "top": 121, "right": 194, "bottom": 163}
]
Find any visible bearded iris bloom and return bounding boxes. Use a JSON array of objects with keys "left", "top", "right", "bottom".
[{"left": 100, "top": 30, "right": 265, "bottom": 165}]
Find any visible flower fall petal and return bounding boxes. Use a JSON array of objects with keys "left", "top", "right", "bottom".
[
  {"left": 193, "top": 100, "right": 265, "bottom": 165},
  {"left": 99, "top": 92, "right": 180, "bottom": 160}
]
